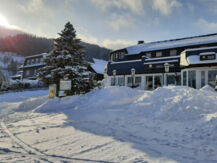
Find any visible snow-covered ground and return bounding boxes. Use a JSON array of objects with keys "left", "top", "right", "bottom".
[{"left": 0, "top": 86, "right": 217, "bottom": 162}]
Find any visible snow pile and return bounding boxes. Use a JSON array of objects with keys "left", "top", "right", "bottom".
[
  {"left": 30, "top": 86, "right": 217, "bottom": 122},
  {"left": 1, "top": 86, "right": 217, "bottom": 162}
]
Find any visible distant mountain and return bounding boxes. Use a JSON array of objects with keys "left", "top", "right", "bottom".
[
  {"left": 0, "top": 25, "right": 23, "bottom": 38},
  {"left": 0, "top": 27, "right": 111, "bottom": 61}
]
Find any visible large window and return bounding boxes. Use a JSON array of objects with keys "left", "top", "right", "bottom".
[
  {"left": 176, "top": 74, "right": 181, "bottom": 85},
  {"left": 188, "top": 70, "right": 196, "bottom": 88},
  {"left": 127, "top": 77, "right": 133, "bottom": 87},
  {"left": 135, "top": 76, "right": 142, "bottom": 87},
  {"left": 208, "top": 70, "right": 217, "bottom": 88},
  {"left": 111, "top": 77, "right": 116, "bottom": 86},
  {"left": 154, "top": 75, "right": 162, "bottom": 89},
  {"left": 118, "top": 77, "right": 125, "bottom": 86},
  {"left": 201, "top": 71, "right": 205, "bottom": 88},
  {"left": 167, "top": 75, "right": 176, "bottom": 85},
  {"left": 146, "top": 76, "right": 153, "bottom": 90},
  {"left": 183, "top": 71, "right": 187, "bottom": 86}
]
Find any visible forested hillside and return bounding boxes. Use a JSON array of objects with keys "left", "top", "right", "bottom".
[{"left": 0, "top": 33, "right": 111, "bottom": 61}]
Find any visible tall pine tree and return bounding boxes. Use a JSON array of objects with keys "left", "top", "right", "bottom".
[{"left": 38, "top": 22, "right": 96, "bottom": 95}]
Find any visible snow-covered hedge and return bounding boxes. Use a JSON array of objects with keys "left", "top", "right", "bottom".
[{"left": 0, "top": 79, "right": 45, "bottom": 92}]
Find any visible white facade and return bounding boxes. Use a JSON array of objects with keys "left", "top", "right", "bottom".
[{"left": 105, "top": 72, "right": 181, "bottom": 90}]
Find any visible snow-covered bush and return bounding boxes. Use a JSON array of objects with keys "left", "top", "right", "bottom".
[{"left": 0, "top": 79, "right": 45, "bottom": 92}]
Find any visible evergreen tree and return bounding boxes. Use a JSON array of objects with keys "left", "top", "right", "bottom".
[{"left": 38, "top": 22, "right": 96, "bottom": 95}]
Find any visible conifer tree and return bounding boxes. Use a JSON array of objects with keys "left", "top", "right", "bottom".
[{"left": 38, "top": 22, "right": 96, "bottom": 95}]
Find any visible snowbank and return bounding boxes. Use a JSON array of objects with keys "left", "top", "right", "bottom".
[
  {"left": 1, "top": 86, "right": 217, "bottom": 163},
  {"left": 29, "top": 86, "right": 217, "bottom": 122}
]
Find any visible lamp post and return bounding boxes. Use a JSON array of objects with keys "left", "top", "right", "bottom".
[
  {"left": 164, "top": 63, "right": 170, "bottom": 86},
  {"left": 112, "top": 69, "right": 116, "bottom": 86},
  {"left": 131, "top": 68, "right": 135, "bottom": 88}
]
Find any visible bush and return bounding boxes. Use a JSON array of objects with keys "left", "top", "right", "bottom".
[{"left": 0, "top": 79, "right": 45, "bottom": 92}]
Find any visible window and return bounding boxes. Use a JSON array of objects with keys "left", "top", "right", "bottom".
[
  {"left": 37, "top": 58, "right": 41, "bottom": 63},
  {"left": 26, "top": 70, "right": 30, "bottom": 76},
  {"left": 156, "top": 65, "right": 164, "bottom": 68},
  {"left": 167, "top": 75, "right": 176, "bottom": 85},
  {"left": 31, "top": 59, "right": 35, "bottom": 64},
  {"left": 188, "top": 70, "right": 196, "bottom": 88},
  {"left": 156, "top": 51, "right": 162, "bottom": 57},
  {"left": 170, "top": 49, "right": 177, "bottom": 56},
  {"left": 183, "top": 71, "right": 187, "bottom": 86},
  {"left": 127, "top": 77, "right": 133, "bottom": 87},
  {"left": 118, "top": 52, "right": 124, "bottom": 60},
  {"left": 27, "top": 60, "right": 31, "bottom": 65},
  {"left": 111, "top": 77, "right": 116, "bottom": 86},
  {"left": 111, "top": 52, "right": 125, "bottom": 61},
  {"left": 154, "top": 75, "right": 162, "bottom": 89},
  {"left": 135, "top": 77, "right": 141, "bottom": 87},
  {"left": 201, "top": 71, "right": 205, "bottom": 88},
  {"left": 118, "top": 77, "right": 125, "bottom": 86},
  {"left": 146, "top": 76, "right": 153, "bottom": 90},
  {"left": 146, "top": 53, "right": 151, "bottom": 58},
  {"left": 176, "top": 74, "right": 181, "bottom": 85},
  {"left": 208, "top": 70, "right": 217, "bottom": 88}
]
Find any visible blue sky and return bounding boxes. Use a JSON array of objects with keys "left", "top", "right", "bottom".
[{"left": 0, "top": 0, "right": 217, "bottom": 50}]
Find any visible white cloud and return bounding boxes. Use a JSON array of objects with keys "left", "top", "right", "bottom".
[
  {"left": 102, "top": 39, "right": 135, "bottom": 50},
  {"left": 152, "top": 0, "right": 182, "bottom": 15},
  {"left": 78, "top": 33, "right": 99, "bottom": 45},
  {"left": 17, "top": 0, "right": 53, "bottom": 17},
  {"left": 197, "top": 19, "right": 217, "bottom": 32},
  {"left": 91, "top": 0, "right": 144, "bottom": 15},
  {"left": 109, "top": 14, "right": 134, "bottom": 32},
  {"left": 17, "top": 0, "right": 43, "bottom": 13},
  {"left": 78, "top": 33, "right": 134, "bottom": 50}
]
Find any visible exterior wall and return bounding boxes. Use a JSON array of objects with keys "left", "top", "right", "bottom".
[
  {"left": 22, "top": 55, "right": 45, "bottom": 80},
  {"left": 106, "top": 38, "right": 217, "bottom": 90}
]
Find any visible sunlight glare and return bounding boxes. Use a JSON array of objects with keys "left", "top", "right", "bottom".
[{"left": 0, "top": 14, "right": 18, "bottom": 29}]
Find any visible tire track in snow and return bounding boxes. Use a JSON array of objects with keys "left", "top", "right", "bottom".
[{"left": 1, "top": 120, "right": 114, "bottom": 163}]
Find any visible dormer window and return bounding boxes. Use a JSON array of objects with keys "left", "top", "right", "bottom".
[
  {"left": 156, "top": 51, "right": 162, "bottom": 57},
  {"left": 111, "top": 51, "right": 125, "bottom": 61},
  {"left": 170, "top": 49, "right": 177, "bottom": 56}
]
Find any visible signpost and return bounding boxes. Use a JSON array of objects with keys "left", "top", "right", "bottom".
[
  {"left": 59, "top": 80, "right": 72, "bottom": 97},
  {"left": 49, "top": 84, "right": 56, "bottom": 99}
]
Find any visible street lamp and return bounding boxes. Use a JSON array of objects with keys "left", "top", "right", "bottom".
[
  {"left": 164, "top": 63, "right": 170, "bottom": 86},
  {"left": 112, "top": 69, "right": 116, "bottom": 86},
  {"left": 131, "top": 68, "right": 135, "bottom": 88}
]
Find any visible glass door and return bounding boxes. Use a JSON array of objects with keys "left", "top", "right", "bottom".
[
  {"left": 154, "top": 75, "right": 163, "bottom": 89},
  {"left": 208, "top": 70, "right": 217, "bottom": 88},
  {"left": 146, "top": 76, "right": 153, "bottom": 90}
]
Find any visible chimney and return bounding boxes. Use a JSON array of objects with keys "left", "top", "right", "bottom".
[{"left": 138, "top": 40, "right": 144, "bottom": 44}]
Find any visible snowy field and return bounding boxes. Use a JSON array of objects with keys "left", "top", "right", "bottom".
[{"left": 0, "top": 86, "right": 217, "bottom": 163}]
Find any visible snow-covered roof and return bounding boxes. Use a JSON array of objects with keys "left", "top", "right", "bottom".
[
  {"left": 126, "top": 33, "right": 217, "bottom": 55},
  {"left": 91, "top": 58, "right": 108, "bottom": 74},
  {"left": 25, "top": 53, "right": 49, "bottom": 59}
]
